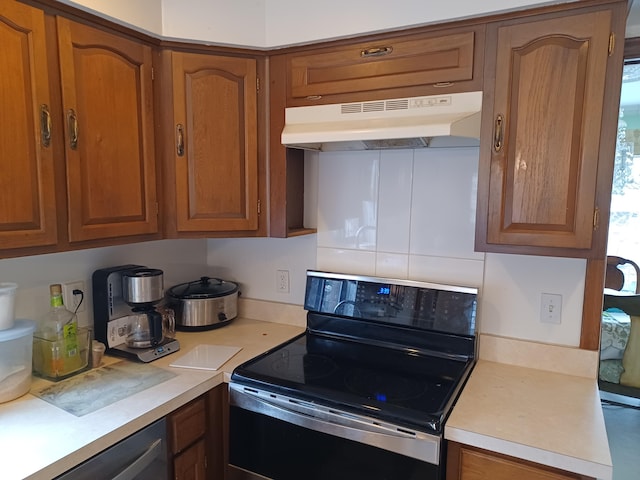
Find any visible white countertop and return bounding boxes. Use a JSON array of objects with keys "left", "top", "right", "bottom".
[
  {"left": 0, "top": 313, "right": 613, "bottom": 480},
  {"left": 0, "top": 317, "right": 304, "bottom": 480},
  {"left": 445, "top": 360, "right": 613, "bottom": 480}
]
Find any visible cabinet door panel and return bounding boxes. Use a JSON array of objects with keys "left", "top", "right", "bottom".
[
  {"left": 174, "top": 438, "right": 206, "bottom": 480},
  {"left": 447, "top": 442, "right": 593, "bottom": 480},
  {"left": 57, "top": 18, "right": 157, "bottom": 242},
  {"left": 289, "top": 31, "right": 475, "bottom": 101},
  {"left": 479, "top": 10, "right": 611, "bottom": 252},
  {"left": 172, "top": 52, "right": 258, "bottom": 232},
  {"left": 0, "top": 1, "right": 57, "bottom": 249}
]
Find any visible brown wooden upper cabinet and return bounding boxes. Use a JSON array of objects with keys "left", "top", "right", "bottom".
[
  {"left": 284, "top": 25, "right": 485, "bottom": 107},
  {"left": 56, "top": 18, "right": 158, "bottom": 243},
  {"left": 161, "top": 51, "right": 259, "bottom": 235},
  {"left": 0, "top": 0, "right": 57, "bottom": 250},
  {"left": 475, "top": 4, "right": 624, "bottom": 257}
]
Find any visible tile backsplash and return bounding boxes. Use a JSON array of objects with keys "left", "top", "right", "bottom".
[{"left": 316, "top": 147, "right": 484, "bottom": 287}]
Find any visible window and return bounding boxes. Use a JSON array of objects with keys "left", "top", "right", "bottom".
[{"left": 608, "top": 62, "right": 640, "bottom": 293}]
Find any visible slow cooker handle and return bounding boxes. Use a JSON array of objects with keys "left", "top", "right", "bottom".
[{"left": 199, "top": 276, "right": 224, "bottom": 286}]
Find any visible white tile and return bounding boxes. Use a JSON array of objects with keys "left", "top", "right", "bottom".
[
  {"left": 408, "top": 254, "right": 484, "bottom": 287},
  {"left": 375, "top": 253, "right": 409, "bottom": 279},
  {"left": 317, "top": 151, "right": 379, "bottom": 250},
  {"left": 478, "top": 253, "right": 586, "bottom": 346},
  {"left": 409, "top": 148, "right": 483, "bottom": 260},
  {"left": 316, "top": 247, "right": 376, "bottom": 275},
  {"left": 378, "top": 150, "right": 413, "bottom": 253}
]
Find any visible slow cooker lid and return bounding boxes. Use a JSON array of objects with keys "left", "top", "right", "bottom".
[{"left": 169, "top": 276, "right": 238, "bottom": 299}]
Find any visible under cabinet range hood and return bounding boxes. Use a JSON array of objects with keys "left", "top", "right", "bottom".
[{"left": 281, "top": 91, "right": 482, "bottom": 151}]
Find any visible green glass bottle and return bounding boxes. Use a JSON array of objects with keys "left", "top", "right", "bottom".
[{"left": 42, "top": 284, "right": 82, "bottom": 376}]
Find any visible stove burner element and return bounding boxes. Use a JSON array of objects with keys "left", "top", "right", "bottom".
[
  {"left": 345, "top": 368, "right": 430, "bottom": 403},
  {"left": 272, "top": 353, "right": 338, "bottom": 380}
]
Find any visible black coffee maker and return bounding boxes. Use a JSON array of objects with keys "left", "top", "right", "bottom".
[{"left": 92, "top": 265, "right": 180, "bottom": 362}]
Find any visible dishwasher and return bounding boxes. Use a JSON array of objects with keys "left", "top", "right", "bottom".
[{"left": 55, "top": 418, "right": 168, "bottom": 480}]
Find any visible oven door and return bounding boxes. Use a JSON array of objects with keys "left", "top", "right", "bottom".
[{"left": 228, "top": 383, "right": 442, "bottom": 480}]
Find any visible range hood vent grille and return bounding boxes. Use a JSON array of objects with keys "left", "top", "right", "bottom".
[{"left": 282, "top": 91, "right": 483, "bottom": 151}]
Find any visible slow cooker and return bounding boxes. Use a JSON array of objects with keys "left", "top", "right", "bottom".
[{"left": 166, "top": 276, "right": 239, "bottom": 330}]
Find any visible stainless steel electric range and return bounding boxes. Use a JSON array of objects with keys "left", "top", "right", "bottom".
[{"left": 229, "top": 270, "right": 478, "bottom": 480}]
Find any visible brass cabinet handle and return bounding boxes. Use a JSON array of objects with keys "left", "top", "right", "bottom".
[
  {"left": 493, "top": 114, "right": 504, "bottom": 153},
  {"left": 361, "top": 46, "right": 393, "bottom": 58},
  {"left": 67, "top": 109, "right": 78, "bottom": 150},
  {"left": 176, "top": 124, "right": 185, "bottom": 156},
  {"left": 40, "top": 104, "right": 51, "bottom": 148}
]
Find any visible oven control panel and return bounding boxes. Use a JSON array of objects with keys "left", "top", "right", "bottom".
[{"left": 304, "top": 270, "right": 477, "bottom": 336}]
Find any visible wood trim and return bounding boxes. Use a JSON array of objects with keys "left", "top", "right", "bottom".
[
  {"left": 267, "top": 54, "right": 288, "bottom": 238},
  {"left": 581, "top": 258, "right": 607, "bottom": 350},
  {"left": 623, "top": 36, "right": 640, "bottom": 58},
  {"left": 579, "top": 10, "right": 630, "bottom": 350}
]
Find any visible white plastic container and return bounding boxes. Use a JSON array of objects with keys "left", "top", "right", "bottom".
[
  {"left": 0, "top": 319, "right": 35, "bottom": 403},
  {"left": 0, "top": 282, "right": 18, "bottom": 330}
]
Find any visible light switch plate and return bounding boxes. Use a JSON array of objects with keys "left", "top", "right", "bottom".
[{"left": 540, "top": 293, "right": 562, "bottom": 324}]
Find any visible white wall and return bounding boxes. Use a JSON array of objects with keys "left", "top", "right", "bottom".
[
  {"left": 206, "top": 236, "right": 317, "bottom": 305},
  {"left": 263, "top": 0, "right": 568, "bottom": 47},
  {"left": 480, "top": 253, "right": 586, "bottom": 346},
  {"left": 205, "top": 147, "right": 587, "bottom": 347},
  {"left": 56, "top": 0, "right": 163, "bottom": 37},
  {"left": 161, "top": 0, "right": 266, "bottom": 48},
  {"left": 55, "top": 0, "right": 574, "bottom": 48},
  {"left": 0, "top": 240, "right": 208, "bottom": 329}
]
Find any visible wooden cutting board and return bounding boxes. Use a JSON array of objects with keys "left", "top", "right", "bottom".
[{"left": 169, "top": 344, "right": 242, "bottom": 371}]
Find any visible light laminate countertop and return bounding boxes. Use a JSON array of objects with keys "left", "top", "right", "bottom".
[
  {"left": 445, "top": 359, "right": 613, "bottom": 480},
  {"left": 0, "top": 317, "right": 304, "bottom": 480},
  {"left": 0, "top": 316, "right": 612, "bottom": 480}
]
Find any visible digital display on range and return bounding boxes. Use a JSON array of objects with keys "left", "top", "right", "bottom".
[
  {"left": 376, "top": 286, "right": 390, "bottom": 296},
  {"left": 304, "top": 272, "right": 477, "bottom": 336}
]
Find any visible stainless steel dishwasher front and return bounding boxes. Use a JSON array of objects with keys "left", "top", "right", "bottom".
[{"left": 55, "top": 418, "right": 168, "bottom": 480}]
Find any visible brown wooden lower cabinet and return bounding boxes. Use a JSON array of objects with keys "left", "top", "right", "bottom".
[
  {"left": 173, "top": 438, "right": 207, "bottom": 480},
  {"left": 168, "top": 384, "right": 227, "bottom": 480},
  {"left": 446, "top": 442, "right": 595, "bottom": 480}
]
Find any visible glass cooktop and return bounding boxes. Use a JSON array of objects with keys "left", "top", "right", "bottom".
[{"left": 231, "top": 332, "right": 472, "bottom": 433}]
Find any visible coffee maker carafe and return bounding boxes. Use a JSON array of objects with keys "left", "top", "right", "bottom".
[
  {"left": 122, "top": 268, "right": 164, "bottom": 348},
  {"left": 92, "top": 265, "right": 179, "bottom": 362}
]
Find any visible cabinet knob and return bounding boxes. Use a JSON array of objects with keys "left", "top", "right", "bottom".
[
  {"left": 176, "top": 124, "right": 185, "bottom": 157},
  {"left": 493, "top": 114, "right": 504, "bottom": 153}
]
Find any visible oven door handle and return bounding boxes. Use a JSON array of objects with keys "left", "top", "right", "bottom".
[{"left": 230, "top": 385, "right": 440, "bottom": 464}]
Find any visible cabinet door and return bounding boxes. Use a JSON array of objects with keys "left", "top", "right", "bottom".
[
  {"left": 0, "top": 0, "right": 57, "bottom": 250},
  {"left": 446, "top": 442, "right": 594, "bottom": 480},
  {"left": 57, "top": 18, "right": 158, "bottom": 242},
  {"left": 169, "top": 396, "right": 206, "bottom": 454},
  {"left": 174, "top": 438, "right": 207, "bottom": 480},
  {"left": 287, "top": 27, "right": 481, "bottom": 106},
  {"left": 171, "top": 52, "right": 258, "bottom": 233},
  {"left": 475, "top": 9, "right": 613, "bottom": 255}
]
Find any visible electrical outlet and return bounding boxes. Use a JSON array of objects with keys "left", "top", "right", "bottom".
[
  {"left": 62, "top": 281, "right": 86, "bottom": 313},
  {"left": 276, "top": 270, "right": 290, "bottom": 293},
  {"left": 540, "top": 293, "right": 562, "bottom": 324}
]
